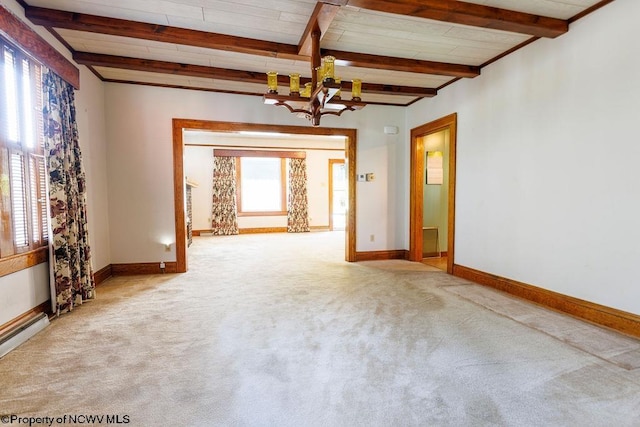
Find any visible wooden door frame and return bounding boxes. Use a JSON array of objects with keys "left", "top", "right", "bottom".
[
  {"left": 328, "top": 158, "right": 346, "bottom": 231},
  {"left": 172, "top": 119, "right": 358, "bottom": 272},
  {"left": 409, "top": 113, "right": 457, "bottom": 274}
]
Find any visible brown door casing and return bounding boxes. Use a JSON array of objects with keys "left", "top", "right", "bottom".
[
  {"left": 409, "top": 113, "right": 457, "bottom": 274},
  {"left": 172, "top": 119, "right": 358, "bottom": 272}
]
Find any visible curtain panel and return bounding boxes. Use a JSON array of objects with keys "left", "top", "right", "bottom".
[
  {"left": 287, "top": 158, "right": 310, "bottom": 233},
  {"left": 212, "top": 155, "right": 239, "bottom": 235},
  {"left": 43, "top": 69, "right": 95, "bottom": 315}
]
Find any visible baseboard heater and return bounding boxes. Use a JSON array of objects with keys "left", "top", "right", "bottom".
[{"left": 0, "top": 312, "right": 49, "bottom": 359}]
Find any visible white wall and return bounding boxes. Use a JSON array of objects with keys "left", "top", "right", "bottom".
[
  {"left": 0, "top": 0, "right": 109, "bottom": 325},
  {"left": 407, "top": 0, "right": 639, "bottom": 315},
  {"left": 105, "top": 84, "right": 407, "bottom": 263}
]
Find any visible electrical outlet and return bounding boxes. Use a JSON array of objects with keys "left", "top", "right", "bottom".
[
  {"left": 370, "top": 234, "right": 375, "bottom": 242},
  {"left": 160, "top": 262, "right": 166, "bottom": 269}
]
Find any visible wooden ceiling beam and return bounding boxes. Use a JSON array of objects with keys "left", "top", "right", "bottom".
[
  {"left": 323, "top": 48, "right": 479, "bottom": 78},
  {"left": 345, "top": 0, "right": 568, "bottom": 38},
  {"left": 298, "top": 2, "right": 341, "bottom": 56},
  {"left": 25, "top": 6, "right": 478, "bottom": 79},
  {"left": 0, "top": 6, "right": 79, "bottom": 88},
  {"left": 72, "top": 52, "right": 437, "bottom": 97},
  {"left": 25, "top": 6, "right": 301, "bottom": 60}
]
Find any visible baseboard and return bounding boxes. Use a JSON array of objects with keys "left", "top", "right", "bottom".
[
  {"left": 112, "top": 262, "right": 178, "bottom": 275},
  {"left": 196, "top": 227, "right": 328, "bottom": 235},
  {"left": 239, "top": 227, "right": 288, "bottom": 234},
  {"left": 0, "top": 300, "right": 51, "bottom": 338},
  {"left": 93, "top": 265, "right": 113, "bottom": 286},
  {"left": 355, "top": 250, "right": 409, "bottom": 261},
  {"left": 453, "top": 264, "right": 640, "bottom": 339}
]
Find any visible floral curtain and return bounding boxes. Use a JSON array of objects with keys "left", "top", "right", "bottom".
[
  {"left": 212, "top": 155, "right": 239, "bottom": 235},
  {"left": 287, "top": 158, "right": 310, "bottom": 233},
  {"left": 43, "top": 69, "right": 95, "bottom": 315}
]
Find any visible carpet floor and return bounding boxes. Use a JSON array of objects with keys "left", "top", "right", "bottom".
[{"left": 1, "top": 231, "right": 639, "bottom": 426}]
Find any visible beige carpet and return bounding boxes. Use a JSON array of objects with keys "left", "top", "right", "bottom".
[{"left": 1, "top": 231, "right": 640, "bottom": 426}]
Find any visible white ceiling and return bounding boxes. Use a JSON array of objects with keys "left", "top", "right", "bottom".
[{"left": 23, "top": 0, "right": 608, "bottom": 106}]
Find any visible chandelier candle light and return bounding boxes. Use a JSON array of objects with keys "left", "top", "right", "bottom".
[{"left": 263, "top": 30, "right": 365, "bottom": 126}]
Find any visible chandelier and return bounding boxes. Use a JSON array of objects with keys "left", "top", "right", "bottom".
[{"left": 263, "top": 30, "right": 365, "bottom": 127}]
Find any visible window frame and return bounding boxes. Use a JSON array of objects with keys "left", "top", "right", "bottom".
[
  {"left": 212, "top": 149, "right": 306, "bottom": 218},
  {"left": 0, "top": 36, "right": 49, "bottom": 278},
  {"left": 236, "top": 156, "right": 287, "bottom": 217}
]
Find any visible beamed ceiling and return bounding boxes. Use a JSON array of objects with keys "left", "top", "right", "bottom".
[{"left": 17, "top": 0, "right": 612, "bottom": 106}]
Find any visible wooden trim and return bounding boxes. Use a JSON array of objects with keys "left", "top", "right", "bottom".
[
  {"left": 355, "top": 250, "right": 409, "bottom": 262},
  {"left": 214, "top": 149, "right": 306, "bottom": 159},
  {"left": 328, "top": 158, "right": 345, "bottom": 231},
  {"left": 345, "top": 131, "right": 357, "bottom": 262},
  {"left": 409, "top": 113, "right": 457, "bottom": 274},
  {"left": 453, "top": 264, "right": 640, "bottom": 339},
  {"left": 0, "top": 5, "right": 79, "bottom": 89},
  {"left": 322, "top": 48, "right": 478, "bottom": 78},
  {"left": 93, "top": 264, "right": 112, "bottom": 286},
  {"left": 568, "top": 0, "right": 616, "bottom": 24},
  {"left": 173, "top": 120, "right": 357, "bottom": 270},
  {"left": 194, "top": 226, "right": 330, "bottom": 234},
  {"left": 479, "top": 37, "right": 539, "bottom": 69},
  {"left": 26, "top": 6, "right": 478, "bottom": 80},
  {"left": 172, "top": 119, "right": 187, "bottom": 273},
  {"left": 26, "top": 7, "right": 300, "bottom": 60},
  {"left": 0, "top": 300, "right": 51, "bottom": 339},
  {"left": 188, "top": 143, "right": 344, "bottom": 152},
  {"left": 344, "top": 0, "right": 568, "bottom": 38},
  {"left": 238, "top": 227, "right": 288, "bottom": 234},
  {"left": 112, "top": 262, "right": 178, "bottom": 275},
  {"left": 298, "top": 2, "right": 340, "bottom": 56},
  {"left": 104, "top": 79, "right": 416, "bottom": 107},
  {"left": 0, "top": 246, "right": 48, "bottom": 278},
  {"left": 237, "top": 211, "right": 287, "bottom": 217},
  {"left": 77, "top": 52, "right": 434, "bottom": 97}
]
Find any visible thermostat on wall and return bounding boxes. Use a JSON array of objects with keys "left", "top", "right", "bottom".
[{"left": 384, "top": 126, "right": 399, "bottom": 135}]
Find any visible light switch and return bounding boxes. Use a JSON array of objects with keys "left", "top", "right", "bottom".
[{"left": 365, "top": 173, "right": 375, "bottom": 181}]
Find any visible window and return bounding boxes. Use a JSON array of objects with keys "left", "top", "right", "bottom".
[
  {"left": 0, "top": 38, "right": 48, "bottom": 259},
  {"left": 237, "top": 156, "right": 287, "bottom": 215}
]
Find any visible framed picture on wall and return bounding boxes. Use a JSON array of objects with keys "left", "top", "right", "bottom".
[{"left": 426, "top": 151, "right": 443, "bottom": 185}]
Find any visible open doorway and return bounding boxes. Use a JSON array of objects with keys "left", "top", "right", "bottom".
[
  {"left": 172, "top": 120, "right": 358, "bottom": 272},
  {"left": 409, "top": 113, "right": 457, "bottom": 274}
]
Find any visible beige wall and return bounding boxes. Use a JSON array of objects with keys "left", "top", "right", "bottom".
[{"left": 105, "top": 83, "right": 407, "bottom": 264}]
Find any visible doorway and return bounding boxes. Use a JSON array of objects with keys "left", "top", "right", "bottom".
[
  {"left": 172, "top": 120, "right": 358, "bottom": 272},
  {"left": 328, "top": 159, "right": 346, "bottom": 231},
  {"left": 409, "top": 113, "right": 457, "bottom": 274}
]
